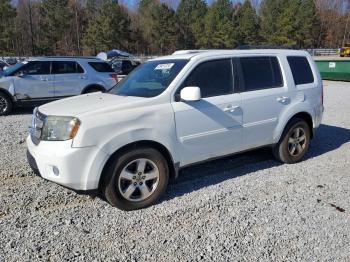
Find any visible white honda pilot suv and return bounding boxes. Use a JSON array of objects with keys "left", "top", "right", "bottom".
[{"left": 27, "top": 50, "right": 324, "bottom": 210}]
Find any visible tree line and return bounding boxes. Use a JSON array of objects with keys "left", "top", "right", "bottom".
[{"left": 0, "top": 0, "right": 349, "bottom": 56}]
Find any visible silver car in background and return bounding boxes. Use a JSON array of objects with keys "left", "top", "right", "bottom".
[
  {"left": 0, "top": 57, "right": 118, "bottom": 115},
  {"left": 0, "top": 60, "right": 9, "bottom": 73}
]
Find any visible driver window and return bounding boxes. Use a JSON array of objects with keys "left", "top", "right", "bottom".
[
  {"left": 20, "top": 61, "right": 51, "bottom": 75},
  {"left": 182, "top": 59, "right": 234, "bottom": 98}
]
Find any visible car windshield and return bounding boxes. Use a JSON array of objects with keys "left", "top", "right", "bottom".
[
  {"left": 109, "top": 59, "right": 188, "bottom": 98},
  {"left": 3, "top": 62, "right": 25, "bottom": 76}
]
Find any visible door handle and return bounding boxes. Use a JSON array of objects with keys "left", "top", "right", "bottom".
[
  {"left": 276, "top": 96, "right": 289, "bottom": 103},
  {"left": 224, "top": 106, "right": 240, "bottom": 113},
  {"left": 40, "top": 77, "right": 48, "bottom": 81}
]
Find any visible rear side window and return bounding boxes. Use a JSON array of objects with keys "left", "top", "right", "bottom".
[
  {"left": 88, "top": 62, "right": 114, "bottom": 72},
  {"left": 287, "top": 56, "right": 314, "bottom": 85},
  {"left": 240, "top": 56, "right": 283, "bottom": 91},
  {"left": 183, "top": 59, "right": 233, "bottom": 98},
  {"left": 52, "top": 61, "right": 84, "bottom": 74}
]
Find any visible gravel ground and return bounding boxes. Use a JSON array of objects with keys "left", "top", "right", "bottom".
[{"left": 0, "top": 81, "right": 350, "bottom": 261}]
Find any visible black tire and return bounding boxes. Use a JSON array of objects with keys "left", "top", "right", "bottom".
[
  {"left": 273, "top": 118, "right": 310, "bottom": 164},
  {"left": 102, "top": 147, "right": 169, "bottom": 211},
  {"left": 0, "top": 92, "right": 13, "bottom": 116}
]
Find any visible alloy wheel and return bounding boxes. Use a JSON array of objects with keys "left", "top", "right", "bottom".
[
  {"left": 118, "top": 158, "right": 160, "bottom": 202},
  {"left": 288, "top": 127, "right": 307, "bottom": 156},
  {"left": 0, "top": 96, "right": 8, "bottom": 114}
]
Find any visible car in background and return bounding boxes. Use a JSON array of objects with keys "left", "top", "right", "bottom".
[
  {"left": 0, "top": 57, "right": 117, "bottom": 115},
  {"left": 4, "top": 57, "right": 19, "bottom": 66},
  {"left": 111, "top": 59, "right": 140, "bottom": 75},
  {"left": 340, "top": 44, "right": 350, "bottom": 57},
  {"left": 0, "top": 60, "right": 9, "bottom": 72}
]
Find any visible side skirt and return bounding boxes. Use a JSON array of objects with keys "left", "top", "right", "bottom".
[{"left": 14, "top": 96, "right": 71, "bottom": 107}]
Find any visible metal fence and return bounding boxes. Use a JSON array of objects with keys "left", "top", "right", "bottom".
[{"left": 306, "top": 49, "right": 340, "bottom": 56}]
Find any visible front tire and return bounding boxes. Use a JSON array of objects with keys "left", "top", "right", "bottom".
[
  {"left": 102, "top": 148, "right": 169, "bottom": 211},
  {"left": 273, "top": 118, "right": 310, "bottom": 164},
  {"left": 0, "top": 92, "right": 13, "bottom": 116}
]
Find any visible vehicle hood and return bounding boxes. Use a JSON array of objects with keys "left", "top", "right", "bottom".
[{"left": 39, "top": 92, "right": 148, "bottom": 116}]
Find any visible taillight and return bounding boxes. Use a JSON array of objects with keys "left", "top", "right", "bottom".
[{"left": 109, "top": 73, "right": 118, "bottom": 81}]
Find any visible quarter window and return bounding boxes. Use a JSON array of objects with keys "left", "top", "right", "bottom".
[
  {"left": 52, "top": 61, "right": 84, "bottom": 74},
  {"left": 182, "top": 59, "right": 233, "bottom": 98},
  {"left": 240, "top": 56, "right": 283, "bottom": 91},
  {"left": 88, "top": 62, "right": 114, "bottom": 72},
  {"left": 287, "top": 56, "right": 314, "bottom": 85}
]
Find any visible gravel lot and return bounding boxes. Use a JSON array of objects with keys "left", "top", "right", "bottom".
[{"left": 1, "top": 81, "right": 350, "bottom": 261}]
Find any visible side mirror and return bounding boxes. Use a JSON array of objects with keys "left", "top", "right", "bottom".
[{"left": 180, "top": 86, "right": 201, "bottom": 102}]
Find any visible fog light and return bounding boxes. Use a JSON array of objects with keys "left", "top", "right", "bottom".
[{"left": 53, "top": 166, "right": 59, "bottom": 176}]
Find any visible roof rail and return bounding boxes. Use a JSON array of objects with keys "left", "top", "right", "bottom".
[
  {"left": 172, "top": 50, "right": 229, "bottom": 55},
  {"left": 235, "top": 45, "right": 299, "bottom": 50},
  {"left": 42, "top": 56, "right": 99, "bottom": 59}
]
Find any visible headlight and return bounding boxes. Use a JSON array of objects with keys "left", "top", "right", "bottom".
[{"left": 41, "top": 116, "right": 81, "bottom": 141}]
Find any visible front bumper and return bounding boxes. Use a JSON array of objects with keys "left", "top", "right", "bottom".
[
  {"left": 27, "top": 149, "right": 40, "bottom": 176},
  {"left": 26, "top": 136, "right": 108, "bottom": 191}
]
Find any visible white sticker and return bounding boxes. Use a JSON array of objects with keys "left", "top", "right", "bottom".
[
  {"left": 329, "top": 62, "right": 336, "bottom": 68},
  {"left": 155, "top": 63, "right": 174, "bottom": 70}
]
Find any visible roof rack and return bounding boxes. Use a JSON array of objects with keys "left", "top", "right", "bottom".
[{"left": 235, "top": 45, "right": 299, "bottom": 50}]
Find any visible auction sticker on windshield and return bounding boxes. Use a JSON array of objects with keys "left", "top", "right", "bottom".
[{"left": 155, "top": 63, "right": 174, "bottom": 70}]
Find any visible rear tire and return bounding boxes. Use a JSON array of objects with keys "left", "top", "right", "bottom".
[
  {"left": 0, "top": 92, "right": 13, "bottom": 116},
  {"left": 102, "top": 147, "right": 169, "bottom": 211},
  {"left": 273, "top": 118, "right": 310, "bottom": 164}
]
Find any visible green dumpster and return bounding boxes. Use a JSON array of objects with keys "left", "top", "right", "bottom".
[{"left": 314, "top": 57, "right": 350, "bottom": 81}]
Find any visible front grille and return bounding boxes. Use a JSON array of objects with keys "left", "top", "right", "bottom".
[{"left": 30, "top": 108, "right": 46, "bottom": 145}]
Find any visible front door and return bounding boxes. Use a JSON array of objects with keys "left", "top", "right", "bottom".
[
  {"left": 13, "top": 61, "right": 54, "bottom": 101},
  {"left": 172, "top": 59, "right": 243, "bottom": 166}
]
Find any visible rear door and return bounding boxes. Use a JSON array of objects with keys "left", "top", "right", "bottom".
[
  {"left": 172, "top": 58, "right": 243, "bottom": 165},
  {"left": 13, "top": 60, "right": 54, "bottom": 100},
  {"left": 52, "top": 61, "right": 88, "bottom": 97},
  {"left": 239, "top": 56, "right": 289, "bottom": 149}
]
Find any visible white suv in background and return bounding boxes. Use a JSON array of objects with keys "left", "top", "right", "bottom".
[
  {"left": 0, "top": 57, "right": 117, "bottom": 115},
  {"left": 27, "top": 50, "right": 324, "bottom": 210}
]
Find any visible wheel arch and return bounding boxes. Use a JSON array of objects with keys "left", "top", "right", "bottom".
[
  {"left": 276, "top": 111, "right": 314, "bottom": 143},
  {"left": 0, "top": 87, "right": 15, "bottom": 102},
  {"left": 81, "top": 84, "right": 106, "bottom": 94},
  {"left": 98, "top": 140, "right": 177, "bottom": 191}
]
